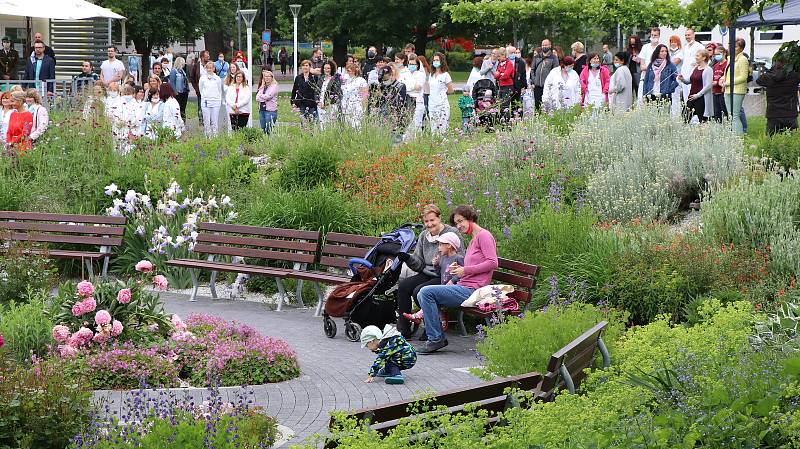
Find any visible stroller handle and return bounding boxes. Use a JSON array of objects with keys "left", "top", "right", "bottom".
[
  {"left": 400, "top": 222, "right": 424, "bottom": 229},
  {"left": 348, "top": 258, "right": 373, "bottom": 276}
]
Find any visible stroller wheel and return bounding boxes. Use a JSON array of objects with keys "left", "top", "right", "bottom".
[
  {"left": 323, "top": 315, "right": 337, "bottom": 338},
  {"left": 345, "top": 322, "right": 362, "bottom": 342}
]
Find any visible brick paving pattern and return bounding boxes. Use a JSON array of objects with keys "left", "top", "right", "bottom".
[{"left": 93, "top": 292, "right": 484, "bottom": 447}]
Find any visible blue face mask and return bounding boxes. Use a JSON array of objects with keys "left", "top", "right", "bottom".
[
  {"left": 591, "top": 63, "right": 600, "bottom": 69},
  {"left": 432, "top": 61, "right": 441, "bottom": 69},
  {"left": 408, "top": 64, "right": 417, "bottom": 72},
  {"left": 613, "top": 62, "right": 622, "bottom": 68},
  {"left": 714, "top": 54, "right": 723, "bottom": 62},
  {"left": 508, "top": 54, "right": 516, "bottom": 60},
  {"left": 567, "top": 67, "right": 574, "bottom": 73}
]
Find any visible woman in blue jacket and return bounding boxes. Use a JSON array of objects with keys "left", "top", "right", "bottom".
[{"left": 642, "top": 44, "right": 679, "bottom": 104}]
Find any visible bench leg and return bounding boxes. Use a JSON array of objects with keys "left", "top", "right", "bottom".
[
  {"left": 559, "top": 364, "right": 576, "bottom": 394},
  {"left": 313, "top": 282, "right": 324, "bottom": 317},
  {"left": 101, "top": 256, "right": 110, "bottom": 278},
  {"left": 457, "top": 310, "right": 468, "bottom": 337},
  {"left": 209, "top": 271, "right": 218, "bottom": 299},
  {"left": 294, "top": 263, "right": 306, "bottom": 308},
  {"left": 189, "top": 269, "right": 199, "bottom": 302},
  {"left": 84, "top": 259, "right": 94, "bottom": 279},
  {"left": 275, "top": 278, "right": 287, "bottom": 311}
]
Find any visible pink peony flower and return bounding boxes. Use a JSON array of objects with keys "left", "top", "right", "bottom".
[
  {"left": 171, "top": 314, "right": 186, "bottom": 331},
  {"left": 92, "top": 332, "right": 110, "bottom": 344},
  {"left": 57, "top": 344, "right": 78, "bottom": 357},
  {"left": 71, "top": 302, "right": 85, "bottom": 317},
  {"left": 76, "top": 280, "right": 95, "bottom": 297},
  {"left": 74, "top": 327, "right": 94, "bottom": 346},
  {"left": 0, "top": 334, "right": 4, "bottom": 348},
  {"left": 52, "top": 325, "right": 71, "bottom": 343},
  {"left": 111, "top": 320, "right": 123, "bottom": 337},
  {"left": 81, "top": 297, "right": 97, "bottom": 314},
  {"left": 135, "top": 260, "right": 154, "bottom": 273},
  {"left": 117, "top": 288, "right": 132, "bottom": 304},
  {"left": 153, "top": 275, "right": 168, "bottom": 291},
  {"left": 95, "top": 310, "right": 112, "bottom": 326}
]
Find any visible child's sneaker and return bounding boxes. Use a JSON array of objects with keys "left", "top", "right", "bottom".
[
  {"left": 402, "top": 312, "right": 422, "bottom": 325},
  {"left": 385, "top": 374, "right": 405, "bottom": 384}
]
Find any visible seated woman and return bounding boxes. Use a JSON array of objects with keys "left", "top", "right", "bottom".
[
  {"left": 415, "top": 205, "right": 498, "bottom": 354},
  {"left": 396, "top": 204, "right": 462, "bottom": 338}
]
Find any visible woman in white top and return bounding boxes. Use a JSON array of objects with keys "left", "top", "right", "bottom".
[
  {"left": 318, "top": 61, "right": 342, "bottom": 130},
  {"left": 403, "top": 53, "right": 427, "bottom": 138},
  {"left": 158, "top": 83, "right": 184, "bottom": 138},
  {"left": 83, "top": 84, "right": 106, "bottom": 120},
  {"left": 428, "top": 52, "right": 453, "bottom": 136},
  {"left": 225, "top": 71, "right": 252, "bottom": 130},
  {"left": 103, "top": 83, "right": 129, "bottom": 151},
  {"left": 138, "top": 87, "right": 166, "bottom": 139},
  {"left": 542, "top": 56, "right": 581, "bottom": 111},
  {"left": 340, "top": 62, "right": 368, "bottom": 129},
  {"left": 0, "top": 92, "right": 13, "bottom": 145},
  {"left": 199, "top": 60, "right": 223, "bottom": 137},
  {"left": 609, "top": 52, "right": 633, "bottom": 113},
  {"left": 23, "top": 89, "right": 49, "bottom": 142}
]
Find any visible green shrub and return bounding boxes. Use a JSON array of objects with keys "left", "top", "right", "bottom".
[
  {"left": 0, "top": 245, "right": 57, "bottom": 305},
  {"left": 279, "top": 142, "right": 341, "bottom": 189},
  {"left": 241, "top": 185, "right": 373, "bottom": 235},
  {"left": 0, "top": 297, "right": 54, "bottom": 364},
  {"left": 701, "top": 170, "right": 800, "bottom": 277},
  {"left": 756, "top": 129, "right": 800, "bottom": 170},
  {"left": 0, "top": 358, "right": 91, "bottom": 449},
  {"left": 473, "top": 303, "right": 626, "bottom": 379},
  {"left": 0, "top": 169, "right": 30, "bottom": 211}
]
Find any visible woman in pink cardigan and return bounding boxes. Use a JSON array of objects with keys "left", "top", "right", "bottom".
[
  {"left": 414, "top": 205, "right": 498, "bottom": 354},
  {"left": 24, "top": 89, "right": 49, "bottom": 142},
  {"left": 580, "top": 53, "right": 610, "bottom": 109}
]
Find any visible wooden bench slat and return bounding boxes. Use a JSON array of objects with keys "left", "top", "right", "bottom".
[
  {"left": 4, "top": 233, "right": 123, "bottom": 247},
  {"left": 10, "top": 248, "right": 110, "bottom": 260},
  {"left": 318, "top": 256, "right": 351, "bottom": 269},
  {"left": 366, "top": 395, "right": 511, "bottom": 434},
  {"left": 197, "top": 234, "right": 319, "bottom": 252},
  {"left": 492, "top": 270, "right": 535, "bottom": 289},
  {"left": 0, "top": 222, "right": 125, "bottom": 236},
  {"left": 324, "top": 232, "right": 381, "bottom": 246},
  {"left": 191, "top": 244, "right": 316, "bottom": 264},
  {"left": 548, "top": 321, "right": 607, "bottom": 366},
  {"left": 0, "top": 211, "right": 126, "bottom": 225},
  {"left": 321, "top": 245, "right": 372, "bottom": 258},
  {"left": 166, "top": 259, "right": 296, "bottom": 276},
  {"left": 498, "top": 257, "right": 540, "bottom": 276},
  {"left": 198, "top": 222, "right": 320, "bottom": 240},
  {"left": 346, "top": 372, "right": 541, "bottom": 423}
]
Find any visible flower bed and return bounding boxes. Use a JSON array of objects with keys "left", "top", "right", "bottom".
[{"left": 62, "top": 313, "right": 300, "bottom": 390}]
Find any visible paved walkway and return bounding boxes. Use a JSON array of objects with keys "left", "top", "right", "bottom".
[{"left": 94, "top": 292, "right": 484, "bottom": 447}]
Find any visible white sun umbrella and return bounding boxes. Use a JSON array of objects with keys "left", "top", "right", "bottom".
[{"left": 0, "top": 0, "right": 125, "bottom": 19}]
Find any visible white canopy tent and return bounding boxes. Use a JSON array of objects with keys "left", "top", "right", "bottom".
[{"left": 0, "top": 0, "right": 125, "bottom": 20}]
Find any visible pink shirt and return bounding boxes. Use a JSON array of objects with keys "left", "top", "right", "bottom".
[
  {"left": 458, "top": 229, "right": 498, "bottom": 289},
  {"left": 256, "top": 83, "right": 278, "bottom": 112}
]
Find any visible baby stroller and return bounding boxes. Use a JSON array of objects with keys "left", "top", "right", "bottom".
[
  {"left": 472, "top": 78, "right": 498, "bottom": 131},
  {"left": 323, "top": 224, "right": 420, "bottom": 342}
]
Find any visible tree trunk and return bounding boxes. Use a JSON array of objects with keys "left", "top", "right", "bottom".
[
  {"left": 204, "top": 31, "right": 225, "bottom": 60},
  {"left": 134, "top": 39, "right": 151, "bottom": 75},
  {"left": 413, "top": 29, "right": 428, "bottom": 58},
  {"left": 332, "top": 34, "right": 349, "bottom": 68}
]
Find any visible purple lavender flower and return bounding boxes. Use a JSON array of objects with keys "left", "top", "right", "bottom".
[{"left": 548, "top": 275, "right": 560, "bottom": 304}]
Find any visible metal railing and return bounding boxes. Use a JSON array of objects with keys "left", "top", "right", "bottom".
[{"left": 0, "top": 79, "right": 90, "bottom": 112}]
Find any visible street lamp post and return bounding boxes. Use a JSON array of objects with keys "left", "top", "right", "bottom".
[
  {"left": 239, "top": 8, "right": 258, "bottom": 128},
  {"left": 290, "top": 4, "right": 301, "bottom": 78}
]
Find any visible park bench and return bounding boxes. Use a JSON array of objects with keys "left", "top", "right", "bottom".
[
  {"left": 325, "top": 371, "right": 543, "bottom": 448},
  {"left": 326, "top": 321, "right": 610, "bottom": 446},
  {"left": 535, "top": 320, "right": 610, "bottom": 402},
  {"left": 0, "top": 211, "right": 126, "bottom": 277},
  {"left": 451, "top": 258, "right": 540, "bottom": 336},
  {"left": 165, "top": 222, "right": 321, "bottom": 308}
]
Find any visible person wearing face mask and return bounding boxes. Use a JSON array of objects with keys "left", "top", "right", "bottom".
[
  {"left": 668, "top": 35, "right": 684, "bottom": 116},
  {"left": 680, "top": 28, "right": 706, "bottom": 104},
  {"left": 215, "top": 53, "right": 230, "bottom": 79},
  {"left": 637, "top": 27, "right": 662, "bottom": 102},
  {"left": 427, "top": 53, "right": 453, "bottom": 135},
  {"left": 542, "top": 56, "right": 581, "bottom": 110},
  {"left": 609, "top": 52, "right": 633, "bottom": 113},
  {"left": 377, "top": 65, "right": 408, "bottom": 142},
  {"left": 402, "top": 53, "right": 427, "bottom": 138},
  {"left": 138, "top": 88, "right": 166, "bottom": 139},
  {"left": 530, "top": 39, "right": 559, "bottom": 111},
  {"left": 580, "top": 53, "right": 610, "bottom": 109},
  {"left": 0, "top": 37, "right": 20, "bottom": 82},
  {"left": 710, "top": 46, "right": 729, "bottom": 122},
  {"left": 494, "top": 47, "right": 515, "bottom": 123},
  {"left": 361, "top": 46, "right": 380, "bottom": 80},
  {"left": 199, "top": 60, "right": 223, "bottom": 137},
  {"left": 506, "top": 45, "right": 527, "bottom": 118},
  {"left": 104, "top": 81, "right": 124, "bottom": 122}
]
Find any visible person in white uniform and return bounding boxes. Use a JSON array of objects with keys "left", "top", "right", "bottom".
[
  {"left": 427, "top": 52, "right": 453, "bottom": 136},
  {"left": 638, "top": 27, "right": 662, "bottom": 102}
]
